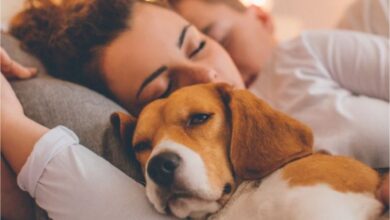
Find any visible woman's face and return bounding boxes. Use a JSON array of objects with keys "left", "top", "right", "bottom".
[{"left": 102, "top": 3, "right": 244, "bottom": 113}]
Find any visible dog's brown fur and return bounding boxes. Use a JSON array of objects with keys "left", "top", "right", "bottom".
[{"left": 113, "top": 83, "right": 379, "bottom": 198}]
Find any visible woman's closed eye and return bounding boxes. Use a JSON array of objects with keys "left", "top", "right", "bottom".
[
  {"left": 189, "top": 40, "right": 207, "bottom": 58},
  {"left": 159, "top": 79, "right": 173, "bottom": 99},
  {"left": 159, "top": 40, "right": 207, "bottom": 98}
]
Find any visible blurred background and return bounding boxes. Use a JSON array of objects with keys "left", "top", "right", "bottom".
[
  {"left": 241, "top": 0, "right": 356, "bottom": 40},
  {"left": 1, "top": 0, "right": 355, "bottom": 40}
]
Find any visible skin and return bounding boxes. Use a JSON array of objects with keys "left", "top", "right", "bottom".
[
  {"left": 172, "top": 0, "right": 277, "bottom": 86},
  {"left": 0, "top": 47, "right": 37, "bottom": 79},
  {"left": 102, "top": 2, "right": 244, "bottom": 114},
  {"left": 1, "top": 47, "right": 42, "bottom": 220}
]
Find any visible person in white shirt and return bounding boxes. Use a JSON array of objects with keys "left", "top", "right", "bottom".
[{"left": 172, "top": 0, "right": 389, "bottom": 168}]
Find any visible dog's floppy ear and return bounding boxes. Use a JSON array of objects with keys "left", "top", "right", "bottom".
[
  {"left": 111, "top": 112, "right": 137, "bottom": 148},
  {"left": 215, "top": 84, "right": 313, "bottom": 180}
]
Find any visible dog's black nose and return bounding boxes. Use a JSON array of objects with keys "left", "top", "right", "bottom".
[{"left": 147, "top": 152, "right": 181, "bottom": 187}]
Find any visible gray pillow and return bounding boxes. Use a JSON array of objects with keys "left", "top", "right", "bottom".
[
  {"left": 11, "top": 77, "right": 142, "bottom": 178},
  {"left": 2, "top": 33, "right": 143, "bottom": 218}
]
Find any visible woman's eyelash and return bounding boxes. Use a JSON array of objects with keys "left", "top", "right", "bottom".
[
  {"left": 159, "top": 79, "right": 173, "bottom": 99},
  {"left": 189, "top": 40, "right": 207, "bottom": 58},
  {"left": 157, "top": 40, "right": 206, "bottom": 99}
]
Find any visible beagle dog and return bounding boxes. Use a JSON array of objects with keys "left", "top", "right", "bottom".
[{"left": 112, "top": 83, "right": 383, "bottom": 220}]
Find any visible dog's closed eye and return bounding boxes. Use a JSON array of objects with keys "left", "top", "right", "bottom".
[
  {"left": 187, "top": 113, "right": 213, "bottom": 127},
  {"left": 223, "top": 183, "right": 232, "bottom": 194},
  {"left": 134, "top": 141, "right": 152, "bottom": 153}
]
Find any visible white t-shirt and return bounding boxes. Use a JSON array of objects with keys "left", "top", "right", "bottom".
[
  {"left": 250, "top": 30, "right": 389, "bottom": 168},
  {"left": 17, "top": 126, "right": 174, "bottom": 220}
]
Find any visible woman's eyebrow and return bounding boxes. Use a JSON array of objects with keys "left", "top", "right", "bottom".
[
  {"left": 178, "top": 24, "right": 192, "bottom": 48},
  {"left": 136, "top": 65, "right": 168, "bottom": 99},
  {"left": 136, "top": 24, "right": 192, "bottom": 100}
]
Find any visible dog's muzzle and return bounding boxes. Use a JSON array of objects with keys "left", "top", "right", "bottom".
[{"left": 145, "top": 141, "right": 223, "bottom": 219}]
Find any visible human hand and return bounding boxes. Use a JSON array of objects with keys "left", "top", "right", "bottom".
[
  {"left": 1, "top": 46, "right": 37, "bottom": 118},
  {"left": 0, "top": 47, "right": 37, "bottom": 79}
]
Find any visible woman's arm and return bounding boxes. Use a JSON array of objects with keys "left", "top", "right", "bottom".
[
  {"left": 1, "top": 101, "right": 49, "bottom": 174},
  {"left": 15, "top": 125, "right": 174, "bottom": 220},
  {"left": 1, "top": 46, "right": 45, "bottom": 173},
  {"left": 1, "top": 48, "right": 174, "bottom": 219},
  {"left": 1, "top": 47, "right": 39, "bottom": 220}
]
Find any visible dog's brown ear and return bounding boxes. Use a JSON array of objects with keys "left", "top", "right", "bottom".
[
  {"left": 215, "top": 84, "right": 313, "bottom": 180},
  {"left": 111, "top": 112, "right": 137, "bottom": 147}
]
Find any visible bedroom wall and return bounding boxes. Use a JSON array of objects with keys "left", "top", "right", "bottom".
[
  {"left": 271, "top": 0, "right": 355, "bottom": 40},
  {"left": 1, "top": 0, "right": 25, "bottom": 29},
  {"left": 1, "top": 0, "right": 355, "bottom": 39}
]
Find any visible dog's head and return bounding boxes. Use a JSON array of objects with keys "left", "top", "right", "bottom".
[{"left": 112, "top": 83, "right": 313, "bottom": 219}]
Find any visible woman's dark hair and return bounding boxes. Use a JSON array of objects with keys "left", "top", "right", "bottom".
[
  {"left": 169, "top": 0, "right": 246, "bottom": 12},
  {"left": 10, "top": 0, "right": 136, "bottom": 97}
]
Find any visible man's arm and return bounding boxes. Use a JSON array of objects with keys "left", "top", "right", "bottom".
[
  {"left": 305, "top": 30, "right": 389, "bottom": 101},
  {"left": 338, "top": 0, "right": 389, "bottom": 37},
  {"left": 250, "top": 30, "right": 389, "bottom": 168}
]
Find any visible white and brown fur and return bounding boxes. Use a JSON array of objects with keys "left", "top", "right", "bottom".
[{"left": 112, "top": 83, "right": 383, "bottom": 220}]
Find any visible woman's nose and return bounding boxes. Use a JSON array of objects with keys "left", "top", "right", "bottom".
[{"left": 170, "top": 65, "right": 219, "bottom": 87}]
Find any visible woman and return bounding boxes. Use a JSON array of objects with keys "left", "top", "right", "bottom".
[{"left": 10, "top": 0, "right": 245, "bottom": 114}]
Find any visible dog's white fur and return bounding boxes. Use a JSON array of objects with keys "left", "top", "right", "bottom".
[
  {"left": 145, "top": 140, "right": 222, "bottom": 218},
  {"left": 211, "top": 170, "right": 383, "bottom": 220},
  {"left": 145, "top": 140, "right": 383, "bottom": 220},
  {"left": 127, "top": 83, "right": 383, "bottom": 220}
]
